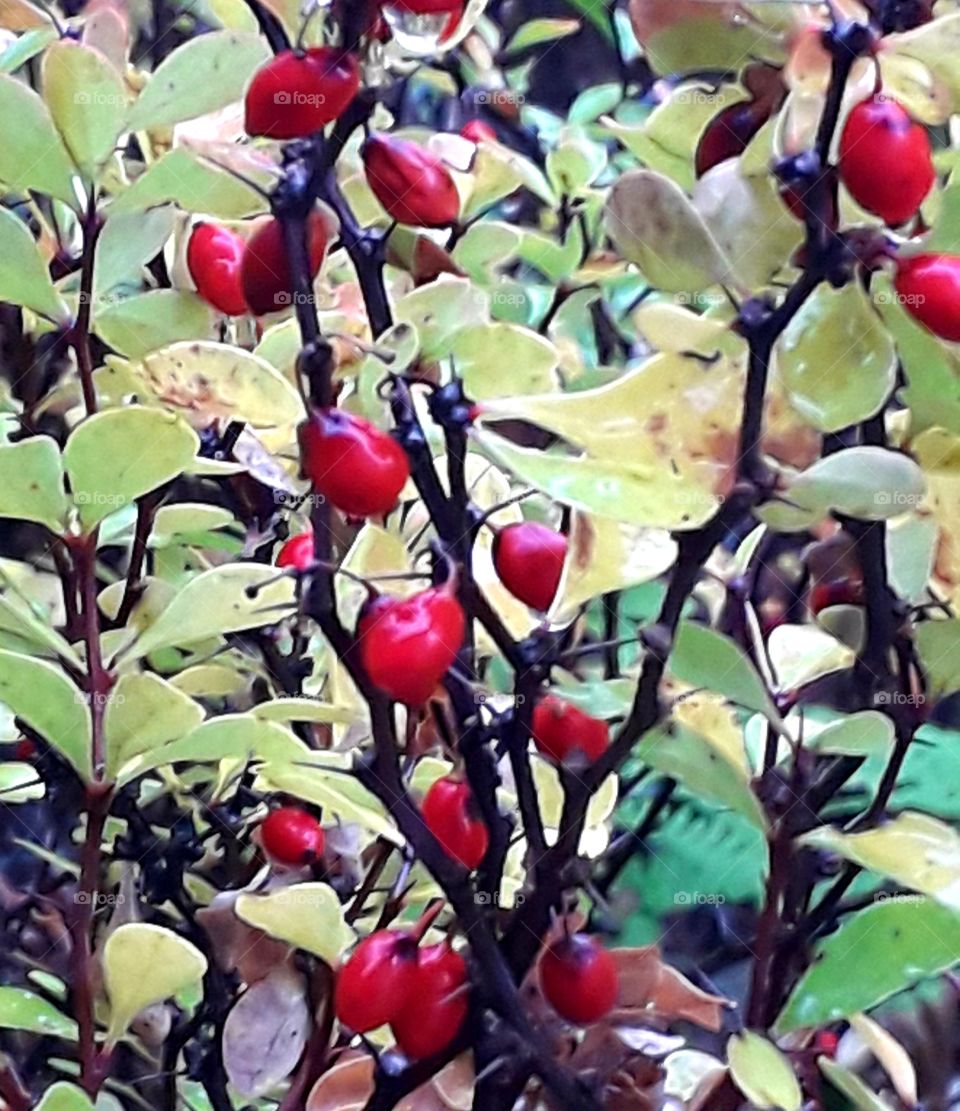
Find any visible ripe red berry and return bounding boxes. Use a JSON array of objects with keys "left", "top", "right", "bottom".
[
  {"left": 334, "top": 929, "right": 418, "bottom": 1033},
  {"left": 810, "top": 578, "right": 864, "bottom": 614},
  {"left": 260, "top": 806, "right": 325, "bottom": 865},
  {"left": 244, "top": 48, "right": 360, "bottom": 139},
  {"left": 14, "top": 738, "right": 36, "bottom": 761},
  {"left": 492, "top": 521, "right": 567, "bottom": 612},
  {"left": 240, "top": 208, "right": 333, "bottom": 317},
  {"left": 362, "top": 134, "right": 460, "bottom": 227},
  {"left": 540, "top": 935, "right": 619, "bottom": 1025},
  {"left": 814, "top": 1029, "right": 841, "bottom": 1057},
  {"left": 460, "top": 119, "right": 497, "bottom": 144},
  {"left": 390, "top": 943, "right": 468, "bottom": 1059},
  {"left": 532, "top": 696, "right": 609, "bottom": 765},
  {"left": 357, "top": 586, "right": 465, "bottom": 704},
  {"left": 186, "top": 223, "right": 247, "bottom": 316},
  {"left": 277, "top": 530, "right": 314, "bottom": 570},
  {"left": 838, "top": 95, "right": 934, "bottom": 226},
  {"left": 421, "top": 777, "right": 489, "bottom": 870},
  {"left": 300, "top": 408, "right": 410, "bottom": 518},
  {"left": 695, "top": 102, "right": 765, "bottom": 178},
  {"left": 893, "top": 252, "right": 960, "bottom": 342}
]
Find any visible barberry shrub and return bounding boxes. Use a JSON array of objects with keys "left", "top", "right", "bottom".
[{"left": 1, "top": 1, "right": 960, "bottom": 1109}]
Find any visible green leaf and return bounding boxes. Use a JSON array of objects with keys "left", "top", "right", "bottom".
[
  {"left": 727, "top": 1030, "right": 802, "bottom": 1111},
  {"left": 0, "top": 207, "right": 70, "bottom": 323},
  {"left": 0, "top": 986, "right": 77, "bottom": 1038},
  {"left": 502, "top": 17, "right": 581, "bottom": 56},
  {"left": 604, "top": 168, "right": 731, "bottom": 293},
  {"left": 767, "top": 624, "right": 855, "bottom": 692},
  {"left": 915, "top": 619, "right": 960, "bottom": 698},
  {"left": 452, "top": 322, "right": 558, "bottom": 398},
  {"left": 0, "top": 25, "right": 59, "bottom": 75},
  {"left": 128, "top": 31, "right": 269, "bottom": 130},
  {"left": 125, "top": 564, "right": 296, "bottom": 660},
  {"left": 104, "top": 923, "right": 207, "bottom": 1044},
  {"left": 777, "top": 897, "right": 960, "bottom": 1031},
  {"left": 637, "top": 722, "right": 767, "bottom": 829},
  {"left": 94, "top": 289, "right": 216, "bottom": 358},
  {"left": 776, "top": 284, "right": 896, "bottom": 433},
  {"left": 760, "top": 447, "right": 926, "bottom": 531},
  {"left": 0, "top": 761, "right": 45, "bottom": 802},
  {"left": 0, "top": 73, "right": 76, "bottom": 203},
  {"left": 94, "top": 206, "right": 176, "bottom": 297},
  {"left": 0, "top": 585, "right": 81, "bottom": 665},
  {"left": 43, "top": 41, "right": 127, "bottom": 177},
  {"left": 670, "top": 622, "right": 780, "bottom": 722},
  {"left": 394, "top": 278, "right": 490, "bottom": 362},
  {"left": 235, "top": 883, "right": 353, "bottom": 963},
  {"left": 818, "top": 1059, "right": 890, "bottom": 1111},
  {"left": 64, "top": 406, "right": 199, "bottom": 529},
  {"left": 0, "top": 650, "right": 91, "bottom": 779},
  {"left": 0, "top": 436, "right": 68, "bottom": 529},
  {"left": 801, "top": 812, "right": 960, "bottom": 910},
  {"left": 804, "top": 712, "right": 895, "bottom": 758},
  {"left": 118, "top": 715, "right": 307, "bottom": 784},
  {"left": 34, "top": 1082, "right": 95, "bottom": 1111},
  {"left": 251, "top": 698, "right": 356, "bottom": 725},
  {"left": 104, "top": 672, "right": 205, "bottom": 779},
  {"left": 109, "top": 148, "right": 269, "bottom": 219}
]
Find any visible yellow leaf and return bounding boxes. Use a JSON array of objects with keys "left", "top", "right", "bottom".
[
  {"left": 235, "top": 883, "right": 353, "bottom": 964},
  {"left": 728, "top": 1030, "right": 802, "bottom": 1111}
]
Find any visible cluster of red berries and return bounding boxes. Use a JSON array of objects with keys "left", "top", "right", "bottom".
[
  {"left": 334, "top": 930, "right": 468, "bottom": 1058},
  {"left": 259, "top": 805, "right": 325, "bottom": 865},
  {"left": 186, "top": 209, "right": 332, "bottom": 318}
]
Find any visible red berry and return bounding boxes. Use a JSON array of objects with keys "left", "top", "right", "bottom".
[
  {"left": 421, "top": 777, "right": 488, "bottom": 870},
  {"left": 357, "top": 586, "right": 465, "bottom": 704},
  {"left": 810, "top": 578, "right": 864, "bottom": 614},
  {"left": 244, "top": 48, "right": 360, "bottom": 140},
  {"left": 838, "top": 95, "right": 934, "bottom": 226},
  {"left": 893, "top": 252, "right": 960, "bottom": 342},
  {"left": 14, "top": 738, "right": 36, "bottom": 761},
  {"left": 301, "top": 408, "right": 410, "bottom": 518},
  {"left": 260, "top": 806, "right": 325, "bottom": 865},
  {"left": 532, "top": 696, "right": 609, "bottom": 765},
  {"left": 186, "top": 223, "right": 247, "bottom": 316},
  {"left": 540, "top": 935, "right": 618, "bottom": 1025},
  {"left": 390, "top": 943, "right": 468, "bottom": 1058},
  {"left": 814, "top": 1030, "right": 841, "bottom": 1057},
  {"left": 460, "top": 119, "right": 497, "bottom": 144},
  {"left": 277, "top": 530, "right": 314, "bottom": 570},
  {"left": 492, "top": 522, "right": 567, "bottom": 612},
  {"left": 362, "top": 134, "right": 460, "bottom": 228},
  {"left": 695, "top": 102, "right": 765, "bottom": 178},
  {"left": 334, "top": 929, "right": 418, "bottom": 1032},
  {"left": 240, "top": 208, "right": 333, "bottom": 317}
]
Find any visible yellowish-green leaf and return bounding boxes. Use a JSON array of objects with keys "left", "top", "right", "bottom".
[
  {"left": 104, "top": 672, "right": 205, "bottom": 779},
  {"left": 394, "top": 278, "right": 490, "bottom": 362},
  {"left": 126, "top": 564, "right": 296, "bottom": 660},
  {"left": 465, "top": 141, "right": 556, "bottom": 219},
  {"left": 801, "top": 812, "right": 960, "bottom": 910},
  {"left": 43, "top": 41, "right": 126, "bottom": 177},
  {"left": 604, "top": 168, "right": 731, "bottom": 293},
  {"left": 64, "top": 406, "right": 199, "bottom": 529},
  {"left": 151, "top": 502, "right": 236, "bottom": 543},
  {"left": 451, "top": 322, "right": 558, "bottom": 398},
  {"left": 767, "top": 624, "right": 855, "bottom": 691},
  {"left": 34, "top": 1082, "right": 95, "bottom": 1111},
  {"left": 728, "top": 1030, "right": 802, "bottom": 1111},
  {"left": 818, "top": 1059, "right": 893, "bottom": 1111},
  {"left": 128, "top": 31, "right": 269, "bottom": 130},
  {"left": 0, "top": 207, "right": 70, "bottom": 323},
  {"left": 0, "top": 436, "right": 68, "bottom": 530},
  {"left": 0, "top": 986, "right": 77, "bottom": 1038},
  {"left": 0, "top": 761, "right": 45, "bottom": 802},
  {"left": 235, "top": 883, "right": 353, "bottom": 963},
  {"left": 0, "top": 73, "right": 76, "bottom": 203},
  {"left": 916, "top": 619, "right": 960, "bottom": 698},
  {"left": 0, "top": 650, "right": 90, "bottom": 780},
  {"left": 775, "top": 283, "right": 896, "bottom": 433},
  {"left": 93, "top": 206, "right": 176, "bottom": 297},
  {"left": 94, "top": 290, "right": 216, "bottom": 358},
  {"left": 104, "top": 923, "right": 207, "bottom": 1044},
  {"left": 252, "top": 698, "right": 358, "bottom": 725},
  {"left": 803, "top": 712, "right": 895, "bottom": 758},
  {"left": 671, "top": 621, "right": 780, "bottom": 722}
]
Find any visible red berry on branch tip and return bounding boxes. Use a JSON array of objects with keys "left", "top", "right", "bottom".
[
  {"left": 532, "top": 695, "right": 609, "bottom": 765},
  {"left": 260, "top": 806, "right": 325, "bottom": 865},
  {"left": 460, "top": 119, "right": 497, "bottom": 144},
  {"left": 492, "top": 521, "right": 567, "bottom": 612},
  {"left": 893, "top": 252, "right": 960, "bottom": 342},
  {"left": 421, "top": 776, "right": 489, "bottom": 870},
  {"left": 334, "top": 929, "right": 418, "bottom": 1033},
  {"left": 186, "top": 223, "right": 247, "bottom": 317},
  {"left": 240, "top": 208, "right": 333, "bottom": 317},
  {"left": 244, "top": 48, "right": 360, "bottom": 140},
  {"left": 540, "top": 934, "right": 618, "bottom": 1025},
  {"left": 277, "top": 530, "right": 314, "bottom": 571},
  {"left": 362, "top": 134, "right": 460, "bottom": 228},
  {"left": 300, "top": 408, "right": 410, "bottom": 518},
  {"left": 390, "top": 942, "right": 468, "bottom": 1058}
]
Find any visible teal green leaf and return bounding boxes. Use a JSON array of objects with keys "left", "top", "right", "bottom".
[
  {"left": 128, "top": 31, "right": 269, "bottom": 130},
  {"left": 0, "top": 207, "right": 70, "bottom": 323},
  {"left": 0, "top": 436, "right": 68, "bottom": 529},
  {"left": 805, "top": 712, "right": 895, "bottom": 758},
  {"left": 94, "top": 289, "right": 216, "bottom": 358},
  {"left": 64, "top": 406, "right": 198, "bottom": 529},
  {"left": 0, "top": 986, "right": 77, "bottom": 1038},
  {"left": 502, "top": 17, "right": 581, "bottom": 57},
  {"left": 43, "top": 41, "right": 127, "bottom": 177},
  {"left": 818, "top": 1060, "right": 890, "bottom": 1111},
  {"left": 777, "top": 897, "right": 960, "bottom": 1031},
  {"left": 93, "top": 206, "right": 176, "bottom": 297},
  {"left": 670, "top": 622, "right": 780, "bottom": 721},
  {"left": 0, "top": 25, "right": 58, "bottom": 75},
  {"left": 104, "top": 672, "right": 205, "bottom": 779},
  {"left": 0, "top": 73, "right": 76, "bottom": 203},
  {"left": 728, "top": 1030, "right": 801, "bottom": 1111},
  {"left": 0, "top": 649, "right": 91, "bottom": 779},
  {"left": 776, "top": 284, "right": 896, "bottom": 433}
]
